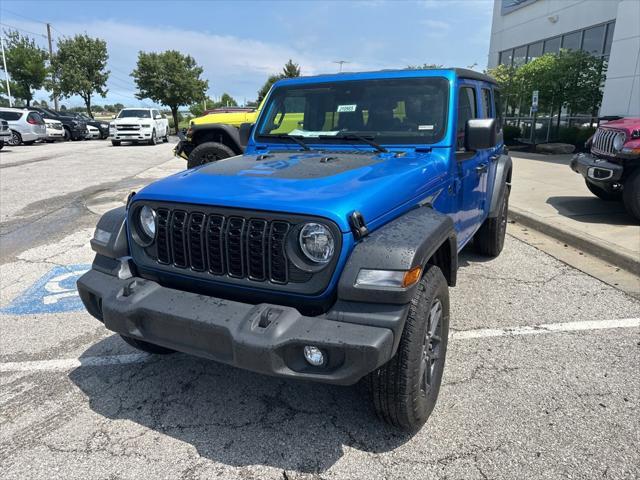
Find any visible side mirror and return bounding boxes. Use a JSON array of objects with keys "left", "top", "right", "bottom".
[
  {"left": 465, "top": 118, "right": 498, "bottom": 151},
  {"left": 154, "top": 114, "right": 162, "bottom": 120},
  {"left": 111, "top": 114, "right": 116, "bottom": 119},
  {"left": 239, "top": 122, "right": 254, "bottom": 146}
]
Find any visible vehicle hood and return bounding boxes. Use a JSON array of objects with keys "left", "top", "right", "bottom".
[
  {"left": 135, "top": 150, "right": 448, "bottom": 232},
  {"left": 600, "top": 117, "right": 640, "bottom": 137},
  {"left": 113, "top": 117, "right": 151, "bottom": 122}
]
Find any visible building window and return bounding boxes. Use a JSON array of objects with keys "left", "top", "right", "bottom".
[
  {"left": 527, "top": 42, "right": 543, "bottom": 62},
  {"left": 582, "top": 24, "right": 606, "bottom": 55},
  {"left": 499, "top": 49, "right": 513, "bottom": 66},
  {"left": 604, "top": 22, "right": 615, "bottom": 56},
  {"left": 513, "top": 46, "right": 527, "bottom": 67},
  {"left": 543, "top": 36, "right": 561, "bottom": 54},
  {"left": 562, "top": 31, "right": 582, "bottom": 50}
]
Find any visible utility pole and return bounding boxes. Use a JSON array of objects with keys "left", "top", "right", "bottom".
[
  {"left": 46, "top": 23, "right": 59, "bottom": 110},
  {"left": 333, "top": 60, "right": 350, "bottom": 73},
  {"left": 0, "top": 34, "right": 12, "bottom": 107}
]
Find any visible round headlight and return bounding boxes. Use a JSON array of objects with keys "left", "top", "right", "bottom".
[
  {"left": 299, "top": 223, "right": 335, "bottom": 264},
  {"left": 613, "top": 133, "right": 625, "bottom": 152},
  {"left": 139, "top": 206, "right": 156, "bottom": 240}
]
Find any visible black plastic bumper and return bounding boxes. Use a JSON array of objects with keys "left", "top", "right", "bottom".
[
  {"left": 77, "top": 268, "right": 398, "bottom": 385},
  {"left": 174, "top": 139, "right": 193, "bottom": 160},
  {"left": 570, "top": 153, "right": 624, "bottom": 184}
]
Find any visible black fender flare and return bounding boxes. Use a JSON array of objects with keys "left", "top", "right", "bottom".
[
  {"left": 337, "top": 206, "right": 457, "bottom": 305},
  {"left": 90, "top": 206, "right": 128, "bottom": 259},
  {"left": 488, "top": 154, "right": 513, "bottom": 218},
  {"left": 189, "top": 123, "right": 244, "bottom": 154}
]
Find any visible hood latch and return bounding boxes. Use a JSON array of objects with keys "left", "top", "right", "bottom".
[{"left": 349, "top": 211, "right": 369, "bottom": 240}]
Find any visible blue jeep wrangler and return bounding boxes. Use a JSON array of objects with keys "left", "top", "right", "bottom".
[{"left": 77, "top": 68, "right": 512, "bottom": 430}]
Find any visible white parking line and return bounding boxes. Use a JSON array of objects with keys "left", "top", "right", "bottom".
[{"left": 0, "top": 318, "right": 638, "bottom": 373}]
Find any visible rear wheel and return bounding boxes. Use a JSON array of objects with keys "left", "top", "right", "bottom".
[
  {"left": 187, "top": 141, "right": 235, "bottom": 169},
  {"left": 585, "top": 179, "right": 622, "bottom": 201},
  {"left": 368, "top": 265, "right": 449, "bottom": 431},
  {"left": 120, "top": 335, "right": 175, "bottom": 354},
  {"left": 8, "top": 130, "right": 21, "bottom": 146},
  {"left": 111, "top": 140, "right": 121, "bottom": 146},
  {"left": 475, "top": 183, "right": 510, "bottom": 257},
  {"left": 622, "top": 169, "right": 640, "bottom": 221}
]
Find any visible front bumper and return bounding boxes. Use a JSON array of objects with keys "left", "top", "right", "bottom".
[
  {"left": 110, "top": 129, "right": 153, "bottom": 141},
  {"left": 174, "top": 139, "right": 193, "bottom": 160},
  {"left": 570, "top": 152, "right": 624, "bottom": 184},
  {"left": 77, "top": 267, "right": 397, "bottom": 385}
]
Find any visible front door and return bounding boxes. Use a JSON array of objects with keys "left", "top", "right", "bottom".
[{"left": 454, "top": 82, "right": 490, "bottom": 248}]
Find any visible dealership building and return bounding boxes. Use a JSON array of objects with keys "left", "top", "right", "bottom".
[{"left": 488, "top": 0, "right": 640, "bottom": 117}]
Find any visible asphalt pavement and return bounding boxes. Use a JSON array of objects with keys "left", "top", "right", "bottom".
[{"left": 1, "top": 141, "right": 638, "bottom": 480}]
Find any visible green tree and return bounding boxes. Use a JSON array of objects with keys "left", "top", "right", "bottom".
[
  {"left": 0, "top": 30, "right": 48, "bottom": 106},
  {"left": 487, "top": 63, "right": 522, "bottom": 116},
  {"left": 405, "top": 63, "right": 444, "bottom": 70},
  {"left": 48, "top": 34, "right": 109, "bottom": 117},
  {"left": 257, "top": 59, "right": 301, "bottom": 102},
  {"left": 132, "top": 50, "right": 208, "bottom": 133}
]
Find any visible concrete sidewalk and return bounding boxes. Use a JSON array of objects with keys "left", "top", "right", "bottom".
[{"left": 508, "top": 151, "right": 639, "bottom": 273}]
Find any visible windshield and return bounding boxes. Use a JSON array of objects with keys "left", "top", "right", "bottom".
[
  {"left": 118, "top": 109, "right": 151, "bottom": 118},
  {"left": 255, "top": 77, "right": 449, "bottom": 146}
]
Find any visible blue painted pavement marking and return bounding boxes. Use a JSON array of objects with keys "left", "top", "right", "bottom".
[{"left": 0, "top": 264, "right": 90, "bottom": 315}]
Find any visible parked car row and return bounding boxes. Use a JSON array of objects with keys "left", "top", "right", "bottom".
[{"left": 0, "top": 107, "right": 112, "bottom": 148}]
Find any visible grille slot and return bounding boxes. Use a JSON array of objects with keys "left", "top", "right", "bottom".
[
  {"left": 226, "top": 217, "right": 246, "bottom": 278},
  {"left": 206, "top": 215, "right": 225, "bottom": 275},
  {"left": 156, "top": 209, "right": 171, "bottom": 264},
  {"left": 188, "top": 213, "right": 206, "bottom": 271},
  {"left": 269, "top": 221, "right": 290, "bottom": 284},
  {"left": 171, "top": 211, "right": 188, "bottom": 268},
  {"left": 247, "top": 219, "right": 268, "bottom": 281}
]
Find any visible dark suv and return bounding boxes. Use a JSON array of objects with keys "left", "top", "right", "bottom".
[
  {"left": 30, "top": 107, "right": 87, "bottom": 141},
  {"left": 77, "top": 68, "right": 512, "bottom": 430}
]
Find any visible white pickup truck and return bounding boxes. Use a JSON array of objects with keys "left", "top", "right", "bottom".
[{"left": 109, "top": 108, "right": 169, "bottom": 146}]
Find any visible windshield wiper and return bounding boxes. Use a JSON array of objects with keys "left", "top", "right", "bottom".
[
  {"left": 268, "top": 134, "right": 311, "bottom": 151},
  {"left": 320, "top": 133, "right": 387, "bottom": 153}
]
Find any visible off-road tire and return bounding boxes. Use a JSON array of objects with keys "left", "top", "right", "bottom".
[
  {"left": 111, "top": 140, "right": 121, "bottom": 146},
  {"left": 367, "top": 265, "right": 450, "bottom": 431},
  {"left": 622, "top": 169, "right": 640, "bottom": 221},
  {"left": 120, "top": 335, "right": 175, "bottom": 355},
  {"left": 585, "top": 179, "right": 622, "bottom": 201},
  {"left": 187, "top": 141, "right": 235, "bottom": 169},
  {"left": 8, "top": 130, "right": 21, "bottom": 146},
  {"left": 149, "top": 129, "right": 157, "bottom": 146},
  {"left": 475, "top": 184, "right": 510, "bottom": 257}
]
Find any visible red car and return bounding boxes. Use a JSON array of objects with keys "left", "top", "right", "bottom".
[{"left": 571, "top": 117, "right": 640, "bottom": 220}]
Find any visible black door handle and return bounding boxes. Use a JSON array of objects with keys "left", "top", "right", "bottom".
[{"left": 476, "top": 163, "right": 488, "bottom": 174}]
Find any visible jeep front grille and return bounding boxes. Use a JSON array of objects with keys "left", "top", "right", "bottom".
[
  {"left": 154, "top": 208, "right": 296, "bottom": 284},
  {"left": 591, "top": 128, "right": 625, "bottom": 157}
]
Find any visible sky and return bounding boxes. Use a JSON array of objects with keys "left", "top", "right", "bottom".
[{"left": 0, "top": 0, "right": 494, "bottom": 109}]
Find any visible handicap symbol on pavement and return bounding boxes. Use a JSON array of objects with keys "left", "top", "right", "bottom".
[{"left": 0, "top": 264, "right": 90, "bottom": 315}]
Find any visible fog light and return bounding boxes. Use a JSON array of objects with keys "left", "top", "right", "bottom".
[{"left": 303, "top": 346, "right": 325, "bottom": 366}]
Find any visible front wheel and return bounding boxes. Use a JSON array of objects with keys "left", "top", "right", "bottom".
[
  {"left": 148, "top": 129, "right": 157, "bottom": 146},
  {"left": 367, "top": 265, "right": 450, "bottom": 431},
  {"left": 187, "top": 141, "right": 235, "bottom": 169},
  {"left": 622, "top": 169, "right": 640, "bottom": 221},
  {"left": 120, "top": 335, "right": 175, "bottom": 354},
  {"left": 585, "top": 179, "right": 622, "bottom": 201}
]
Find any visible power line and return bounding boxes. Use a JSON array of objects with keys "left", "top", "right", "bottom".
[
  {"left": 0, "top": 8, "right": 47, "bottom": 25},
  {"left": 0, "top": 22, "right": 47, "bottom": 39}
]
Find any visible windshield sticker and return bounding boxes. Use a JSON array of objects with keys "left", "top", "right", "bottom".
[
  {"left": 337, "top": 104, "right": 357, "bottom": 113},
  {"left": 288, "top": 129, "right": 339, "bottom": 137},
  {"left": 418, "top": 125, "right": 434, "bottom": 131}
]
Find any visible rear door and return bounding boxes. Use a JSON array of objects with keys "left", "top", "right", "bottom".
[{"left": 454, "top": 81, "right": 490, "bottom": 247}]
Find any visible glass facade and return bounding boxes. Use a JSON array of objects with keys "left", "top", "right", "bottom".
[{"left": 499, "top": 20, "right": 615, "bottom": 67}]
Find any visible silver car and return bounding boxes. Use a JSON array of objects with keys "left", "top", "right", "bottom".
[{"left": 0, "top": 107, "right": 47, "bottom": 145}]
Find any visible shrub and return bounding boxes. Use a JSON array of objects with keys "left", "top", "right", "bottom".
[{"left": 503, "top": 125, "right": 521, "bottom": 145}]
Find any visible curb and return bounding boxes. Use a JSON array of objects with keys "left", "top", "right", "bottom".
[{"left": 508, "top": 206, "right": 639, "bottom": 274}]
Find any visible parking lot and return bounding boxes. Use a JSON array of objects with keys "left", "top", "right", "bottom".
[{"left": 1, "top": 141, "right": 639, "bottom": 479}]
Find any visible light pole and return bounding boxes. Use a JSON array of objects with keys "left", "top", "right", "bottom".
[
  {"left": 0, "top": 34, "right": 13, "bottom": 107},
  {"left": 333, "top": 60, "right": 350, "bottom": 73}
]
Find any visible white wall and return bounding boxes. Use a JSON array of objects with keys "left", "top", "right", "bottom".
[
  {"left": 600, "top": 0, "right": 640, "bottom": 116},
  {"left": 488, "top": 0, "right": 620, "bottom": 68}
]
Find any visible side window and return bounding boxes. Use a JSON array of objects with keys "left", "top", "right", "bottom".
[
  {"left": 481, "top": 88, "right": 492, "bottom": 118},
  {"left": 493, "top": 89, "right": 503, "bottom": 130},
  {"left": 0, "top": 111, "right": 22, "bottom": 121},
  {"left": 456, "top": 86, "right": 477, "bottom": 150}
]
